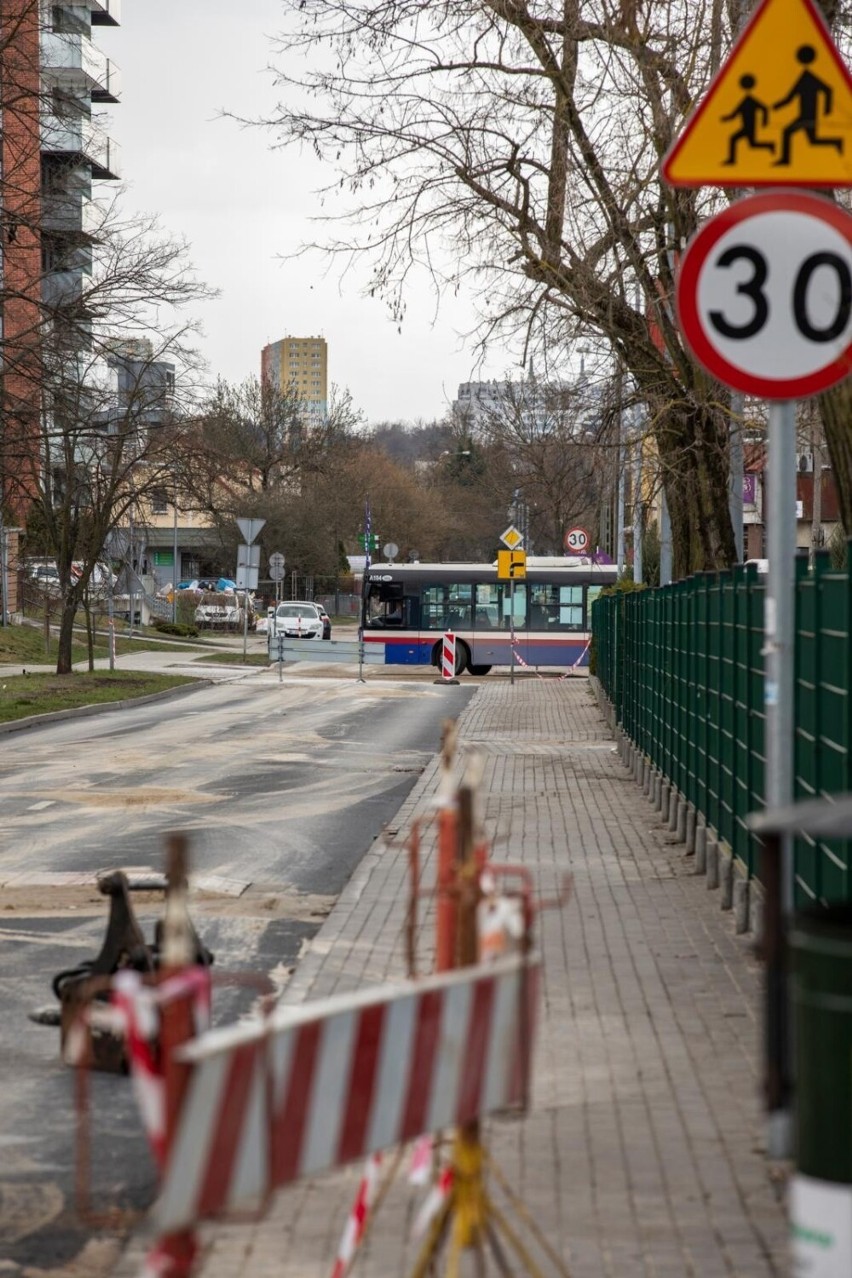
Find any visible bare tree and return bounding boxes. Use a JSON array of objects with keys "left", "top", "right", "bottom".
[
  {"left": 258, "top": 0, "right": 814, "bottom": 575},
  {"left": 467, "top": 376, "right": 602, "bottom": 552},
  {"left": 10, "top": 193, "right": 213, "bottom": 673},
  {"left": 183, "top": 376, "right": 366, "bottom": 577}
]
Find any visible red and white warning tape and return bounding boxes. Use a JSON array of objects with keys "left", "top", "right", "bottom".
[
  {"left": 510, "top": 644, "right": 544, "bottom": 680},
  {"left": 411, "top": 1165, "right": 454, "bottom": 1239},
  {"left": 117, "top": 967, "right": 211, "bottom": 1166},
  {"left": 66, "top": 967, "right": 211, "bottom": 1168},
  {"left": 559, "top": 637, "right": 592, "bottom": 678},
  {"left": 510, "top": 636, "right": 591, "bottom": 678},
  {"left": 331, "top": 1152, "right": 383, "bottom": 1278},
  {"left": 408, "top": 1134, "right": 433, "bottom": 1186},
  {"left": 330, "top": 1133, "right": 438, "bottom": 1276}
]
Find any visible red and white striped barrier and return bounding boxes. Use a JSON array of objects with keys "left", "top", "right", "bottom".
[
  {"left": 441, "top": 630, "right": 456, "bottom": 680},
  {"left": 153, "top": 955, "right": 539, "bottom": 1233}
]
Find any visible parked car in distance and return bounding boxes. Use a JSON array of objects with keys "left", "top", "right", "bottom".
[
  {"left": 269, "top": 602, "right": 326, "bottom": 640},
  {"left": 314, "top": 603, "right": 332, "bottom": 640},
  {"left": 194, "top": 591, "right": 246, "bottom": 631},
  {"left": 26, "top": 559, "right": 115, "bottom": 596}
]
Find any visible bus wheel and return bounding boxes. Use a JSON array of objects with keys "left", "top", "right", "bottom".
[
  {"left": 468, "top": 664, "right": 492, "bottom": 676},
  {"left": 430, "top": 640, "right": 468, "bottom": 675}
]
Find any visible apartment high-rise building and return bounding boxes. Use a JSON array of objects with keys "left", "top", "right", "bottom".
[
  {"left": 261, "top": 335, "right": 328, "bottom": 422},
  {"left": 0, "top": 0, "right": 120, "bottom": 522}
]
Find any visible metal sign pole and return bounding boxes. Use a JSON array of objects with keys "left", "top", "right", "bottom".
[
  {"left": 509, "top": 579, "right": 515, "bottom": 687},
  {"left": 0, "top": 519, "right": 8, "bottom": 627},
  {"left": 764, "top": 397, "right": 798, "bottom": 1160},
  {"left": 765, "top": 399, "right": 797, "bottom": 903},
  {"left": 357, "top": 567, "right": 367, "bottom": 684}
]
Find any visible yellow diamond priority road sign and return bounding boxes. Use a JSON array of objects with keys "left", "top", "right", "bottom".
[
  {"left": 662, "top": 0, "right": 852, "bottom": 188},
  {"left": 499, "top": 524, "right": 524, "bottom": 550}
]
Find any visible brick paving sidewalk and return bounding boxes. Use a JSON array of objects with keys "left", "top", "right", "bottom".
[{"left": 118, "top": 677, "right": 788, "bottom": 1276}]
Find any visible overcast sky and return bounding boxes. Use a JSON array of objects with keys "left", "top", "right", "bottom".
[{"left": 107, "top": 1, "right": 503, "bottom": 425}]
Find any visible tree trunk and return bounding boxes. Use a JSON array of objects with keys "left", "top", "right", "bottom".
[
  {"left": 657, "top": 401, "right": 737, "bottom": 578},
  {"left": 56, "top": 597, "right": 77, "bottom": 675},
  {"left": 84, "top": 593, "right": 95, "bottom": 671}
]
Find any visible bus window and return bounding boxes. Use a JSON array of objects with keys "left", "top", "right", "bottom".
[
  {"left": 527, "top": 584, "right": 583, "bottom": 630},
  {"left": 529, "top": 584, "right": 557, "bottom": 630},
  {"left": 558, "top": 585, "right": 584, "bottom": 630},
  {"left": 422, "top": 584, "right": 449, "bottom": 630},
  {"left": 365, "top": 581, "right": 411, "bottom": 628},
  {"left": 497, "top": 582, "right": 527, "bottom": 629},
  {"left": 423, "top": 583, "right": 473, "bottom": 630},
  {"left": 474, "top": 583, "right": 499, "bottom": 629}
]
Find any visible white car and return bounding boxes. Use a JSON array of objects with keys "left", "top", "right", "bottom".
[
  {"left": 194, "top": 591, "right": 244, "bottom": 630},
  {"left": 269, "top": 602, "right": 325, "bottom": 640}
]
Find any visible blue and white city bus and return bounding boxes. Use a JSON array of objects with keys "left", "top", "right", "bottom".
[{"left": 361, "top": 559, "right": 617, "bottom": 675}]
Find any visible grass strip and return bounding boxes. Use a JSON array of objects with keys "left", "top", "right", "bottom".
[
  {"left": 0, "top": 670, "right": 198, "bottom": 724},
  {"left": 191, "top": 650, "right": 270, "bottom": 666}
]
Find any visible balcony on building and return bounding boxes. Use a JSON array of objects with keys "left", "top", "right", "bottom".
[
  {"left": 40, "top": 269, "right": 94, "bottom": 349},
  {"left": 90, "top": 0, "right": 121, "bottom": 25},
  {"left": 41, "top": 155, "right": 96, "bottom": 233},
  {"left": 41, "top": 266, "right": 85, "bottom": 309},
  {"left": 41, "top": 31, "right": 121, "bottom": 103},
  {"left": 41, "top": 111, "right": 121, "bottom": 181}
]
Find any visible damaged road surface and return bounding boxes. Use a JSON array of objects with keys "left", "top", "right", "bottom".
[{"left": 0, "top": 672, "right": 473, "bottom": 1275}]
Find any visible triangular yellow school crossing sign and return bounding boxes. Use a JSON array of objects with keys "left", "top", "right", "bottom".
[{"left": 663, "top": 0, "right": 852, "bottom": 187}]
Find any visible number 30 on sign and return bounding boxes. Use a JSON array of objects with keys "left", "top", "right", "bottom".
[{"left": 676, "top": 191, "right": 852, "bottom": 399}]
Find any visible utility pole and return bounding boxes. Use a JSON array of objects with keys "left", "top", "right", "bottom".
[
  {"left": 0, "top": 515, "right": 8, "bottom": 627},
  {"left": 632, "top": 401, "right": 643, "bottom": 585},
  {"left": 616, "top": 370, "right": 626, "bottom": 576},
  {"left": 730, "top": 392, "right": 745, "bottom": 562},
  {"left": 172, "top": 473, "right": 179, "bottom": 626}
]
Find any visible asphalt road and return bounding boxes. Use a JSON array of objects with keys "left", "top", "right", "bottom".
[{"left": 0, "top": 667, "right": 473, "bottom": 1273}]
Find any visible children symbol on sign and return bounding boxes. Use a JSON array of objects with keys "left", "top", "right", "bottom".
[
  {"left": 721, "top": 75, "right": 775, "bottom": 164},
  {"left": 772, "top": 44, "right": 844, "bottom": 166}
]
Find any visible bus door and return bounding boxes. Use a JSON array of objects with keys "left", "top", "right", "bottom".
[{"left": 498, "top": 580, "right": 528, "bottom": 667}]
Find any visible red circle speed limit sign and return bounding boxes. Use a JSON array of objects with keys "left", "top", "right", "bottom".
[
  {"left": 677, "top": 191, "right": 852, "bottom": 399},
  {"left": 564, "top": 526, "right": 590, "bottom": 553}
]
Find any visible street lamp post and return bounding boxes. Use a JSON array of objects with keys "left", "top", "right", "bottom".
[
  {"left": 172, "top": 473, "right": 179, "bottom": 626},
  {"left": 128, "top": 508, "right": 135, "bottom": 639},
  {"left": 0, "top": 515, "right": 8, "bottom": 627}
]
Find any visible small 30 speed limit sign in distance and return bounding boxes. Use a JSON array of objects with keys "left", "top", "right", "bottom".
[
  {"left": 677, "top": 191, "right": 852, "bottom": 399},
  {"left": 564, "top": 526, "right": 590, "bottom": 553}
]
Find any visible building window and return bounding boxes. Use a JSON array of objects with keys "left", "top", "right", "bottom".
[
  {"left": 52, "top": 5, "right": 88, "bottom": 35},
  {"left": 52, "top": 87, "right": 83, "bottom": 120},
  {"left": 151, "top": 488, "right": 169, "bottom": 514}
]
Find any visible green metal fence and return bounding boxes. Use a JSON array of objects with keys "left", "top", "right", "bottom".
[{"left": 592, "top": 551, "right": 851, "bottom": 906}]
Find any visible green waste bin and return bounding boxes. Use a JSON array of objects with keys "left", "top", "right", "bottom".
[{"left": 789, "top": 906, "right": 852, "bottom": 1277}]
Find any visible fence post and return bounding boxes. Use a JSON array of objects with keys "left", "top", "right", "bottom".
[
  {"left": 147, "top": 834, "right": 199, "bottom": 1278},
  {"left": 436, "top": 722, "right": 459, "bottom": 972}
]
